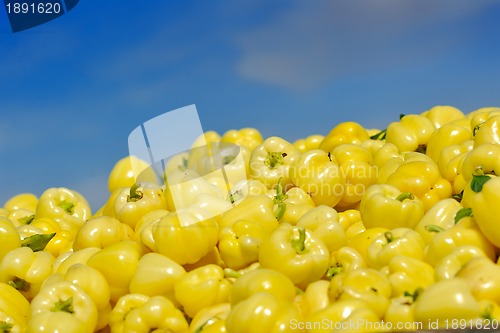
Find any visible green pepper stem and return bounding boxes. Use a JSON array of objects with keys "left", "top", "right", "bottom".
[
  {"left": 51, "top": 297, "right": 74, "bottom": 313},
  {"left": 291, "top": 227, "right": 307, "bottom": 254},
  {"left": 325, "top": 264, "right": 343, "bottom": 280},
  {"left": 8, "top": 277, "right": 30, "bottom": 292},
  {"left": 403, "top": 287, "right": 423, "bottom": 302},
  {"left": 0, "top": 321, "right": 13, "bottom": 333},
  {"left": 425, "top": 224, "right": 445, "bottom": 233},
  {"left": 396, "top": 192, "right": 413, "bottom": 202},
  {"left": 470, "top": 173, "right": 491, "bottom": 193},
  {"left": 264, "top": 152, "right": 284, "bottom": 169},
  {"left": 19, "top": 214, "right": 35, "bottom": 225},
  {"left": 128, "top": 183, "right": 144, "bottom": 202},
  {"left": 224, "top": 268, "right": 243, "bottom": 279},
  {"left": 21, "top": 233, "right": 56, "bottom": 252},
  {"left": 58, "top": 200, "right": 74, "bottom": 214},
  {"left": 481, "top": 304, "right": 495, "bottom": 321},
  {"left": 369, "top": 129, "right": 387, "bottom": 140},
  {"left": 384, "top": 231, "right": 393, "bottom": 243},
  {"left": 454, "top": 207, "right": 473, "bottom": 224}
]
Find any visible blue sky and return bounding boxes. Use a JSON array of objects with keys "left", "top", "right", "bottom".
[{"left": 1, "top": 0, "right": 500, "bottom": 211}]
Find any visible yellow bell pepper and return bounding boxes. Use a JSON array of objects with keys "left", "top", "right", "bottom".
[
  {"left": 338, "top": 209, "right": 365, "bottom": 240},
  {"left": 456, "top": 256, "right": 500, "bottom": 304},
  {"left": 219, "top": 194, "right": 278, "bottom": 232},
  {"left": 189, "top": 302, "right": 231, "bottom": 333},
  {"left": 414, "top": 198, "right": 461, "bottom": 244},
  {"left": 270, "top": 185, "right": 315, "bottom": 225},
  {"left": 305, "top": 299, "right": 381, "bottom": 333},
  {"left": 26, "top": 311, "right": 89, "bottom": 333},
  {"left": 319, "top": 121, "right": 370, "bottom": 152},
  {"left": 218, "top": 219, "right": 269, "bottom": 270},
  {"left": 107, "top": 155, "right": 153, "bottom": 193},
  {"left": 42, "top": 263, "right": 111, "bottom": 331},
  {"left": 0, "top": 282, "right": 30, "bottom": 333},
  {"left": 384, "top": 295, "right": 419, "bottom": 332},
  {"left": 151, "top": 208, "right": 219, "bottom": 265},
  {"left": 35, "top": 187, "right": 92, "bottom": 229},
  {"left": 436, "top": 139, "right": 473, "bottom": 194},
  {"left": 434, "top": 245, "right": 487, "bottom": 281},
  {"left": 380, "top": 153, "right": 452, "bottom": 211},
  {"left": 53, "top": 247, "right": 100, "bottom": 275},
  {"left": 330, "top": 144, "right": 378, "bottom": 209},
  {"left": 113, "top": 182, "right": 167, "bottom": 229},
  {"left": 325, "top": 246, "right": 366, "bottom": 280},
  {"left": 72, "top": 215, "right": 134, "bottom": 251},
  {"left": 347, "top": 227, "right": 388, "bottom": 264},
  {"left": 133, "top": 208, "right": 169, "bottom": 253},
  {"left": 109, "top": 293, "right": 189, "bottom": 333},
  {"left": 174, "top": 264, "right": 231, "bottom": 318},
  {"left": 328, "top": 267, "right": 392, "bottom": 319},
  {"left": 413, "top": 277, "right": 482, "bottom": 327},
  {"left": 424, "top": 208, "right": 496, "bottom": 266},
  {"left": 462, "top": 170, "right": 500, "bottom": 247},
  {"left": 421, "top": 105, "right": 465, "bottom": 129},
  {"left": 299, "top": 280, "right": 330, "bottom": 318},
  {"left": 7, "top": 208, "right": 35, "bottom": 228},
  {"left": 289, "top": 149, "right": 345, "bottom": 207},
  {"left": 221, "top": 127, "right": 263, "bottom": 151},
  {"left": 293, "top": 134, "right": 324, "bottom": 152},
  {"left": 229, "top": 268, "right": 297, "bottom": 306},
  {"left": 258, "top": 223, "right": 330, "bottom": 289},
  {"left": 30, "top": 280, "right": 98, "bottom": 333},
  {"left": 183, "top": 246, "right": 227, "bottom": 272},
  {"left": 296, "top": 205, "right": 346, "bottom": 254},
  {"left": 249, "top": 136, "right": 300, "bottom": 190},
  {"left": 473, "top": 115, "right": 500, "bottom": 147},
  {"left": 86, "top": 240, "right": 142, "bottom": 303},
  {"left": 129, "top": 252, "right": 186, "bottom": 302},
  {"left": 426, "top": 123, "right": 472, "bottom": 163},
  {"left": 0, "top": 217, "right": 20, "bottom": 262},
  {"left": 366, "top": 228, "right": 425, "bottom": 269},
  {"left": 0, "top": 246, "right": 54, "bottom": 300},
  {"left": 225, "top": 292, "right": 302, "bottom": 333},
  {"left": 29, "top": 217, "right": 74, "bottom": 257},
  {"left": 461, "top": 143, "right": 500, "bottom": 184},
  {"left": 469, "top": 107, "right": 500, "bottom": 136},
  {"left": 360, "top": 184, "right": 424, "bottom": 229},
  {"left": 385, "top": 256, "right": 434, "bottom": 298},
  {"left": 4, "top": 193, "right": 38, "bottom": 212},
  {"left": 386, "top": 114, "right": 436, "bottom": 153}
]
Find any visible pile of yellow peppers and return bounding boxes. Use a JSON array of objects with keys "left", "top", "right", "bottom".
[{"left": 2, "top": 105, "right": 500, "bottom": 333}]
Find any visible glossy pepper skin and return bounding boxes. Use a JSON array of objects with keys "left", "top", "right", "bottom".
[
  {"left": 0, "top": 282, "right": 30, "bottom": 333},
  {"left": 366, "top": 228, "right": 425, "bottom": 269},
  {"left": 424, "top": 210, "right": 496, "bottom": 266},
  {"left": 72, "top": 215, "right": 134, "bottom": 251},
  {"left": 4, "top": 193, "right": 38, "bottom": 212},
  {"left": 225, "top": 292, "right": 303, "bottom": 333},
  {"left": 462, "top": 171, "right": 500, "bottom": 247},
  {"left": 151, "top": 208, "right": 219, "bottom": 265},
  {"left": 299, "top": 279, "right": 330, "bottom": 318},
  {"left": 460, "top": 143, "right": 500, "bottom": 184},
  {"left": 296, "top": 205, "right": 346, "bottom": 253},
  {"left": 319, "top": 121, "right": 370, "bottom": 152},
  {"left": 289, "top": 149, "right": 345, "bottom": 208},
  {"left": 360, "top": 184, "right": 424, "bottom": 229},
  {"left": 86, "top": 240, "right": 142, "bottom": 303},
  {"left": 218, "top": 219, "right": 269, "bottom": 270},
  {"left": 413, "top": 277, "right": 482, "bottom": 327},
  {"left": 113, "top": 182, "right": 167, "bottom": 229},
  {"left": 129, "top": 252, "right": 186, "bottom": 302},
  {"left": 0, "top": 246, "right": 54, "bottom": 300},
  {"left": 293, "top": 134, "right": 324, "bottom": 153},
  {"left": 111, "top": 295, "right": 189, "bottom": 333},
  {"left": 258, "top": 223, "right": 330, "bottom": 289},
  {"left": 0, "top": 217, "right": 21, "bottom": 262},
  {"left": 189, "top": 302, "right": 230, "bottom": 333},
  {"left": 437, "top": 140, "right": 473, "bottom": 194},
  {"left": 219, "top": 194, "right": 278, "bottom": 232},
  {"left": 421, "top": 105, "right": 465, "bottom": 129},
  {"left": 35, "top": 187, "right": 92, "bottom": 229},
  {"left": 426, "top": 122, "right": 472, "bottom": 163},
  {"left": 230, "top": 268, "right": 297, "bottom": 306},
  {"left": 30, "top": 280, "right": 98, "bottom": 333},
  {"left": 221, "top": 127, "right": 263, "bottom": 151},
  {"left": 174, "top": 264, "right": 231, "bottom": 319},
  {"left": 384, "top": 256, "right": 434, "bottom": 298},
  {"left": 325, "top": 246, "right": 366, "bottom": 281},
  {"left": 249, "top": 136, "right": 300, "bottom": 190},
  {"left": 107, "top": 156, "right": 153, "bottom": 193},
  {"left": 386, "top": 114, "right": 436, "bottom": 153},
  {"left": 330, "top": 144, "right": 378, "bottom": 209},
  {"left": 456, "top": 256, "right": 500, "bottom": 304}
]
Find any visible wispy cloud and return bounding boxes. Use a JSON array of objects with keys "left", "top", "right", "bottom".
[{"left": 235, "top": 0, "right": 498, "bottom": 91}]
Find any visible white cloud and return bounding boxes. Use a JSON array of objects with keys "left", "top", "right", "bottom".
[{"left": 235, "top": 0, "right": 498, "bottom": 91}]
